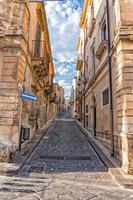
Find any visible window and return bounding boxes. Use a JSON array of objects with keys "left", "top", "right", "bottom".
[
  {"left": 101, "top": 22, "right": 107, "bottom": 41},
  {"left": 85, "top": 62, "right": 89, "bottom": 79},
  {"left": 86, "top": 115, "right": 88, "bottom": 127},
  {"left": 92, "top": 47, "right": 95, "bottom": 74},
  {"left": 102, "top": 88, "right": 109, "bottom": 106},
  {"left": 86, "top": 105, "right": 88, "bottom": 113},
  {"left": 34, "top": 23, "right": 41, "bottom": 56}
]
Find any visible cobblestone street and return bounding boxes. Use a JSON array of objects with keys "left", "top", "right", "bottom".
[{"left": 0, "top": 111, "right": 133, "bottom": 200}]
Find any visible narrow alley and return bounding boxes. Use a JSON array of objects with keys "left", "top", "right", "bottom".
[
  {"left": 0, "top": 111, "right": 132, "bottom": 200},
  {"left": 0, "top": 0, "right": 133, "bottom": 199}
]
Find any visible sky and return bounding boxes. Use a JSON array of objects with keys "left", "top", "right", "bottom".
[{"left": 45, "top": 0, "right": 83, "bottom": 98}]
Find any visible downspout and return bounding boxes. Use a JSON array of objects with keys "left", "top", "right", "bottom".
[
  {"left": 83, "top": 28, "right": 86, "bottom": 128},
  {"left": 106, "top": 0, "right": 114, "bottom": 157}
]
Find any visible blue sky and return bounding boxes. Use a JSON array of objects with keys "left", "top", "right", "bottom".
[{"left": 45, "top": 0, "right": 83, "bottom": 97}]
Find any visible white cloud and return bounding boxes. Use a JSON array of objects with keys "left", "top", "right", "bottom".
[
  {"left": 45, "top": 0, "right": 82, "bottom": 96},
  {"left": 56, "top": 64, "right": 73, "bottom": 76},
  {"left": 46, "top": 0, "right": 81, "bottom": 62},
  {"left": 58, "top": 79, "right": 71, "bottom": 90},
  {"left": 57, "top": 67, "right": 69, "bottom": 76}
]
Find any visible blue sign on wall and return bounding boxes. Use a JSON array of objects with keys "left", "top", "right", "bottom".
[{"left": 20, "top": 92, "right": 38, "bottom": 102}]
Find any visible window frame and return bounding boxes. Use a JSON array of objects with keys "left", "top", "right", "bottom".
[
  {"left": 34, "top": 23, "right": 42, "bottom": 57},
  {"left": 101, "top": 86, "right": 110, "bottom": 107},
  {"left": 101, "top": 20, "right": 107, "bottom": 41}
]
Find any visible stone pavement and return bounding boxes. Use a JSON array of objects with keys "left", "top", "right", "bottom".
[{"left": 0, "top": 111, "right": 133, "bottom": 199}]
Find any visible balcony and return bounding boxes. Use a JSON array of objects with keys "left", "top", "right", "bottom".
[
  {"left": 96, "top": 40, "right": 108, "bottom": 59},
  {"left": 76, "top": 54, "right": 83, "bottom": 71},
  {"left": 49, "top": 92, "right": 56, "bottom": 102},
  {"left": 31, "top": 40, "right": 49, "bottom": 79},
  {"left": 44, "top": 79, "right": 53, "bottom": 94}
]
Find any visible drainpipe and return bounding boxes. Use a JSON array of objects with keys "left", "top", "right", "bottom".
[
  {"left": 106, "top": 0, "right": 114, "bottom": 157},
  {"left": 83, "top": 28, "right": 86, "bottom": 128}
]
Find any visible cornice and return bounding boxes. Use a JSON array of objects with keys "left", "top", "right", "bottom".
[{"left": 80, "top": 0, "right": 90, "bottom": 28}]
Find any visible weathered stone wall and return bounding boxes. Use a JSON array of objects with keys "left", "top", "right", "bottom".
[
  {"left": 113, "top": 0, "right": 133, "bottom": 174},
  {"left": 0, "top": 1, "right": 54, "bottom": 161},
  {"left": 0, "top": 2, "right": 25, "bottom": 161},
  {"left": 114, "top": 39, "right": 133, "bottom": 174}
]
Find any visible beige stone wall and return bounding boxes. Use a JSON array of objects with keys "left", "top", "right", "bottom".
[
  {"left": 113, "top": 0, "right": 133, "bottom": 174},
  {"left": 77, "top": 0, "right": 133, "bottom": 174},
  {"left": 0, "top": 1, "right": 54, "bottom": 160},
  {"left": 0, "top": 0, "right": 26, "bottom": 150},
  {"left": 113, "top": 38, "right": 133, "bottom": 173},
  {"left": 85, "top": 64, "right": 111, "bottom": 146}
]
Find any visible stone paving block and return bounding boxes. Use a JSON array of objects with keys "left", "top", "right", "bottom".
[
  {"left": 43, "top": 190, "right": 59, "bottom": 199},
  {"left": 15, "top": 195, "right": 39, "bottom": 200},
  {"left": 0, "top": 112, "right": 132, "bottom": 199},
  {"left": 125, "top": 196, "right": 133, "bottom": 200}
]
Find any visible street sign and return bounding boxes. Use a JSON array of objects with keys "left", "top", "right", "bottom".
[
  {"left": 18, "top": 82, "right": 24, "bottom": 92},
  {"left": 20, "top": 92, "right": 38, "bottom": 102}
]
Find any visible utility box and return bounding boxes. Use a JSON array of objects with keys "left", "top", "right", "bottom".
[{"left": 22, "top": 128, "right": 30, "bottom": 141}]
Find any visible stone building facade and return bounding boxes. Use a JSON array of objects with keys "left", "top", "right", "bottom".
[
  {"left": 53, "top": 83, "right": 65, "bottom": 114},
  {"left": 70, "top": 77, "right": 77, "bottom": 117},
  {"left": 76, "top": 0, "right": 133, "bottom": 174},
  {"left": 0, "top": 1, "right": 54, "bottom": 160}
]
